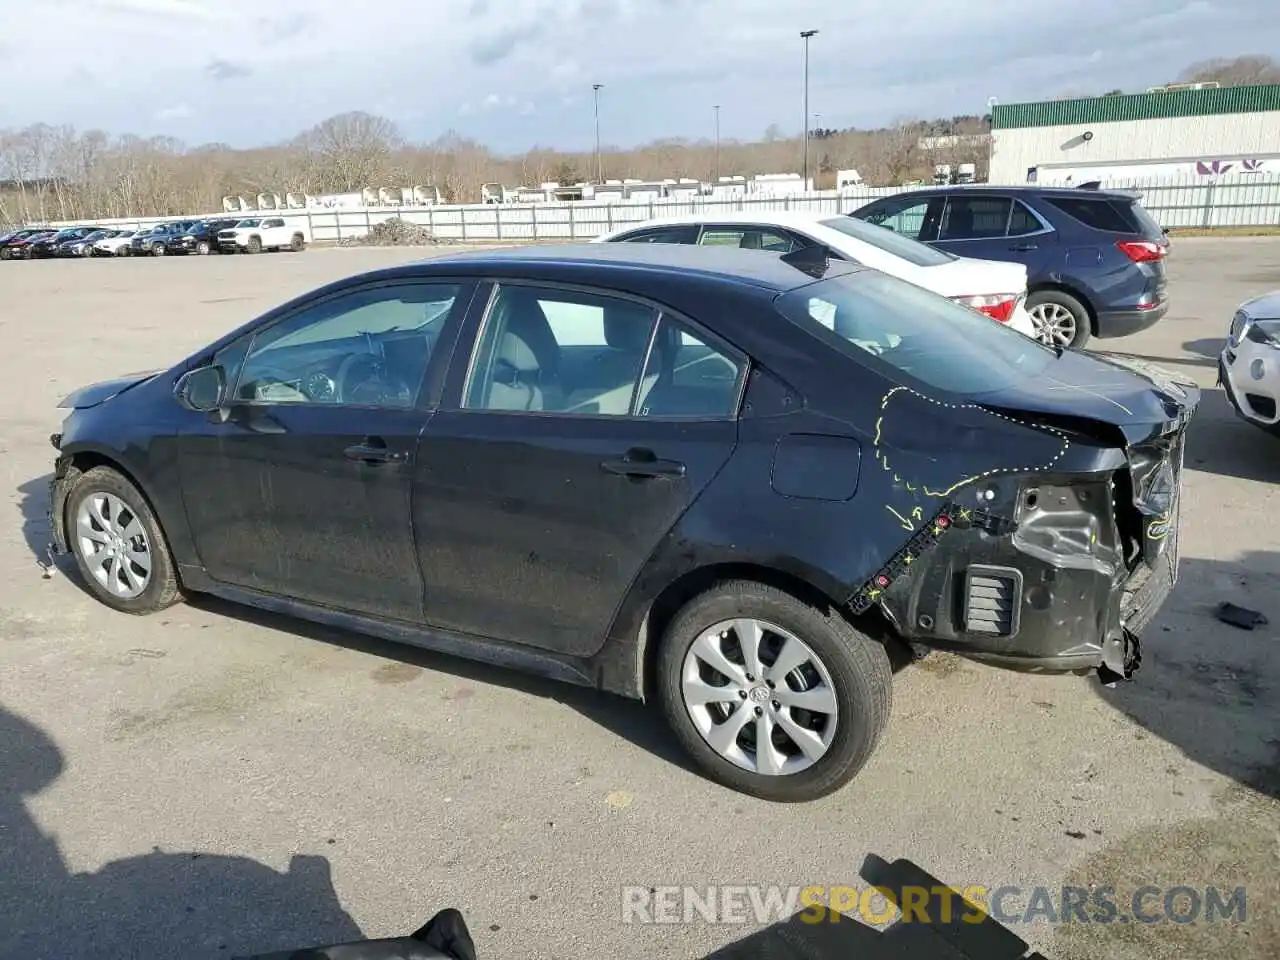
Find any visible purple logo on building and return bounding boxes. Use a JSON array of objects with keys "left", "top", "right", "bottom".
[{"left": 1195, "top": 159, "right": 1234, "bottom": 176}]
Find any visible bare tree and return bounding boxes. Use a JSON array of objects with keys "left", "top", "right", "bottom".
[
  {"left": 300, "top": 112, "right": 403, "bottom": 192},
  {"left": 1177, "top": 55, "right": 1280, "bottom": 87}
]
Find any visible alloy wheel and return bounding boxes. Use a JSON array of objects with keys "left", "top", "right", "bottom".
[
  {"left": 1029, "top": 302, "right": 1077, "bottom": 347},
  {"left": 74, "top": 491, "right": 152, "bottom": 599},
  {"left": 680, "top": 618, "right": 839, "bottom": 776}
]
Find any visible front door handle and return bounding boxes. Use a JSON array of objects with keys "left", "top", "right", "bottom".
[
  {"left": 601, "top": 447, "right": 686, "bottom": 479},
  {"left": 344, "top": 438, "right": 406, "bottom": 464},
  {"left": 1009, "top": 243, "right": 1038, "bottom": 252}
]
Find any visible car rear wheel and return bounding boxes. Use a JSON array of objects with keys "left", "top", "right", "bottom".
[
  {"left": 0, "top": 247, "right": 10, "bottom": 260},
  {"left": 657, "top": 580, "right": 892, "bottom": 802},
  {"left": 1027, "top": 290, "right": 1091, "bottom": 349},
  {"left": 65, "top": 466, "right": 181, "bottom": 615}
]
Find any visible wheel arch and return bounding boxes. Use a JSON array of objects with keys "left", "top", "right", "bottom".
[
  {"left": 55, "top": 446, "right": 173, "bottom": 561},
  {"left": 1027, "top": 280, "right": 1099, "bottom": 335},
  {"left": 604, "top": 559, "right": 880, "bottom": 704}
]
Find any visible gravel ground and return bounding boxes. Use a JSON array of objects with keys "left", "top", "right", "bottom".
[{"left": 0, "top": 240, "right": 1277, "bottom": 960}]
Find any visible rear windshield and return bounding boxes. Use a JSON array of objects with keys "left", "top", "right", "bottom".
[
  {"left": 1126, "top": 200, "right": 1166, "bottom": 238},
  {"left": 820, "top": 216, "right": 956, "bottom": 267},
  {"left": 775, "top": 269, "right": 1056, "bottom": 395},
  {"left": 1044, "top": 195, "right": 1163, "bottom": 238}
]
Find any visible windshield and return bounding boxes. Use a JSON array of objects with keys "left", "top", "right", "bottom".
[
  {"left": 775, "top": 269, "right": 1056, "bottom": 395},
  {"left": 820, "top": 216, "right": 956, "bottom": 267},
  {"left": 236, "top": 219, "right": 260, "bottom": 228}
]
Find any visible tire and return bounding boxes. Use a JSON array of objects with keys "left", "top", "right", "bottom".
[
  {"left": 152, "top": 243, "right": 166, "bottom": 256},
  {"left": 64, "top": 466, "right": 181, "bottom": 615},
  {"left": 0, "top": 247, "right": 10, "bottom": 261},
  {"left": 196, "top": 240, "right": 211, "bottom": 255},
  {"left": 656, "top": 580, "right": 892, "bottom": 802},
  {"left": 1026, "top": 289, "right": 1092, "bottom": 349},
  {"left": 246, "top": 235, "right": 262, "bottom": 254},
  {"left": 290, "top": 233, "right": 305, "bottom": 252}
]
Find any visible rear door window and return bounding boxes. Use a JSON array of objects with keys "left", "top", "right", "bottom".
[{"left": 938, "top": 197, "right": 1013, "bottom": 240}]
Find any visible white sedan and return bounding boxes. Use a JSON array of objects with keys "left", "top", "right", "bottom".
[
  {"left": 93, "top": 229, "right": 139, "bottom": 256},
  {"left": 1220, "top": 291, "right": 1280, "bottom": 437},
  {"left": 594, "top": 211, "right": 1039, "bottom": 340}
]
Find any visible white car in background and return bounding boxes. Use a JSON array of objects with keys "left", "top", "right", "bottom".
[
  {"left": 1220, "top": 291, "right": 1280, "bottom": 436},
  {"left": 93, "top": 229, "right": 139, "bottom": 256},
  {"left": 593, "top": 211, "right": 1039, "bottom": 340}
]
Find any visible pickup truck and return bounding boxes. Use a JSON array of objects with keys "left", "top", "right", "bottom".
[{"left": 216, "top": 217, "right": 310, "bottom": 253}]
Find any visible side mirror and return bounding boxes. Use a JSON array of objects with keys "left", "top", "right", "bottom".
[{"left": 174, "top": 365, "right": 226, "bottom": 413}]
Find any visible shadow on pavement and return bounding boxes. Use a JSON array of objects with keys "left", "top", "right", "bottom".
[
  {"left": 1180, "top": 388, "right": 1280, "bottom": 484},
  {"left": 0, "top": 703, "right": 363, "bottom": 960},
  {"left": 1182, "top": 337, "right": 1227, "bottom": 361},
  {"left": 16, "top": 470, "right": 918, "bottom": 784},
  {"left": 1093, "top": 550, "right": 1280, "bottom": 800}
]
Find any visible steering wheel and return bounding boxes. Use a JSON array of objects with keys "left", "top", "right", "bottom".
[{"left": 336, "top": 351, "right": 413, "bottom": 406}]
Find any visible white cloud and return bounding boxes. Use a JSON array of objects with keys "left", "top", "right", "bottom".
[{"left": 3, "top": 0, "right": 1278, "bottom": 152}]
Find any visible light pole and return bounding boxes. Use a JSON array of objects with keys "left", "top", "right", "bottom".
[
  {"left": 592, "top": 83, "right": 603, "bottom": 183},
  {"left": 713, "top": 104, "right": 721, "bottom": 181},
  {"left": 800, "top": 29, "right": 818, "bottom": 190}
]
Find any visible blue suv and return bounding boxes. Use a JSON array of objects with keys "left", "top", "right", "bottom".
[{"left": 846, "top": 186, "right": 1169, "bottom": 348}]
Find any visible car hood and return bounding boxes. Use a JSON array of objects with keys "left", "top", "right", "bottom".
[
  {"left": 917, "top": 256, "right": 1028, "bottom": 298},
  {"left": 1237, "top": 290, "right": 1280, "bottom": 320},
  {"left": 973, "top": 349, "right": 1201, "bottom": 444},
  {"left": 58, "top": 370, "right": 164, "bottom": 409}
]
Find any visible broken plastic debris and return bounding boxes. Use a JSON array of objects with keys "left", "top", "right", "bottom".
[{"left": 1214, "top": 602, "right": 1268, "bottom": 630}]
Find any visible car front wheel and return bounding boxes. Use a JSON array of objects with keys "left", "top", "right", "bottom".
[
  {"left": 65, "top": 466, "right": 181, "bottom": 615},
  {"left": 657, "top": 580, "right": 892, "bottom": 802}
]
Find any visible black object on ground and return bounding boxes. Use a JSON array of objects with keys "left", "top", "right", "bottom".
[
  {"left": 237, "top": 907, "right": 476, "bottom": 960},
  {"left": 1215, "top": 602, "right": 1268, "bottom": 630}
]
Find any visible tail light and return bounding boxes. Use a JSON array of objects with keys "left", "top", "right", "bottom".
[
  {"left": 952, "top": 293, "right": 1019, "bottom": 323},
  {"left": 1116, "top": 239, "right": 1167, "bottom": 263}
]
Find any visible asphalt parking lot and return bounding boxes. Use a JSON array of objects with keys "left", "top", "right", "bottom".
[{"left": 1, "top": 240, "right": 1278, "bottom": 960}]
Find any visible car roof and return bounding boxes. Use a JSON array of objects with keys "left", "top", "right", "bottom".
[
  {"left": 895, "top": 184, "right": 1141, "bottom": 202},
  {"left": 405, "top": 241, "right": 863, "bottom": 292},
  {"left": 606, "top": 210, "right": 843, "bottom": 230}
]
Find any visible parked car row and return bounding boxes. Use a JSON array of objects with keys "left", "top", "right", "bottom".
[{"left": 0, "top": 217, "right": 311, "bottom": 260}]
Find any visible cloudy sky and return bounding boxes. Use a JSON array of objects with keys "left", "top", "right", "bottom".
[{"left": 2, "top": 0, "right": 1277, "bottom": 153}]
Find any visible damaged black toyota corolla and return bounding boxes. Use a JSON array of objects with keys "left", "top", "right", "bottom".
[{"left": 45, "top": 243, "right": 1199, "bottom": 802}]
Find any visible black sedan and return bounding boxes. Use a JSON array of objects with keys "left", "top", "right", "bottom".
[
  {"left": 45, "top": 243, "right": 1198, "bottom": 801},
  {"left": 27, "top": 227, "right": 95, "bottom": 259},
  {"left": 0, "top": 228, "right": 54, "bottom": 260}
]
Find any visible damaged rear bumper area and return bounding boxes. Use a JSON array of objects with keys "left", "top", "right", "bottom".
[{"left": 853, "top": 428, "right": 1187, "bottom": 684}]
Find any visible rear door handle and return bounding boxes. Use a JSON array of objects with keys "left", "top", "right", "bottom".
[
  {"left": 601, "top": 448, "right": 686, "bottom": 479},
  {"left": 344, "top": 438, "right": 407, "bottom": 464}
]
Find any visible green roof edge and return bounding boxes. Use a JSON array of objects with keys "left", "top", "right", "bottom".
[{"left": 991, "top": 84, "right": 1280, "bottom": 129}]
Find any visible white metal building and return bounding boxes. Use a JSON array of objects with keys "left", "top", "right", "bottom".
[{"left": 988, "top": 84, "right": 1280, "bottom": 185}]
